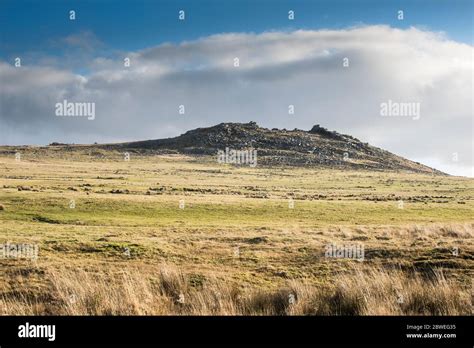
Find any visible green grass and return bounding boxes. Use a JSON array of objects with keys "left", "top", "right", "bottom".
[
  {"left": 1, "top": 192, "right": 472, "bottom": 228},
  {"left": 0, "top": 147, "right": 472, "bottom": 314}
]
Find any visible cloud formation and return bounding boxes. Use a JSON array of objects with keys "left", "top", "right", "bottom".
[{"left": 0, "top": 26, "right": 472, "bottom": 176}]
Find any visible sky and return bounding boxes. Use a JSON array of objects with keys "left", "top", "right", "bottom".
[{"left": 0, "top": 0, "right": 473, "bottom": 176}]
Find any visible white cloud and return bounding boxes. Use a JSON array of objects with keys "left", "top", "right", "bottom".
[
  {"left": 0, "top": 25, "right": 472, "bottom": 176},
  {"left": 61, "top": 30, "right": 104, "bottom": 51}
]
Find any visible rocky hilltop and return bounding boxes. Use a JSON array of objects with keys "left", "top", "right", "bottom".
[{"left": 101, "top": 122, "right": 441, "bottom": 174}]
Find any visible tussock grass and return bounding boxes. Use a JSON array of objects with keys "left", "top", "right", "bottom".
[
  {"left": 0, "top": 265, "right": 470, "bottom": 315},
  {"left": 0, "top": 151, "right": 472, "bottom": 316}
]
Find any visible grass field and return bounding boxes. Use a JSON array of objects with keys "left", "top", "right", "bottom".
[{"left": 0, "top": 147, "right": 473, "bottom": 315}]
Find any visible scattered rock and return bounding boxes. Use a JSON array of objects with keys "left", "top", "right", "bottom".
[
  {"left": 17, "top": 186, "right": 32, "bottom": 191},
  {"left": 94, "top": 122, "right": 444, "bottom": 174},
  {"left": 245, "top": 236, "right": 268, "bottom": 244},
  {"left": 110, "top": 189, "right": 130, "bottom": 194}
]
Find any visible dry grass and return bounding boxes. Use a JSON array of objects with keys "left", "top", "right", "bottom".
[
  {"left": 1, "top": 150, "right": 472, "bottom": 316},
  {"left": 0, "top": 265, "right": 470, "bottom": 315}
]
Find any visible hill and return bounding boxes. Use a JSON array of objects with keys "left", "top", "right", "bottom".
[{"left": 98, "top": 122, "right": 441, "bottom": 174}]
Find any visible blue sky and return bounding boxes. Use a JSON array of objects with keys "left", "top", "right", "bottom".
[
  {"left": 1, "top": 0, "right": 472, "bottom": 61},
  {"left": 0, "top": 1, "right": 472, "bottom": 176}
]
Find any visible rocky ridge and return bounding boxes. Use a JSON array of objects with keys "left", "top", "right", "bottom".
[{"left": 102, "top": 122, "right": 441, "bottom": 174}]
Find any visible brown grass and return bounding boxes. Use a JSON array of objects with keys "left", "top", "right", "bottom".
[
  {"left": 1, "top": 152, "right": 472, "bottom": 316},
  {"left": 0, "top": 265, "right": 470, "bottom": 315}
]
